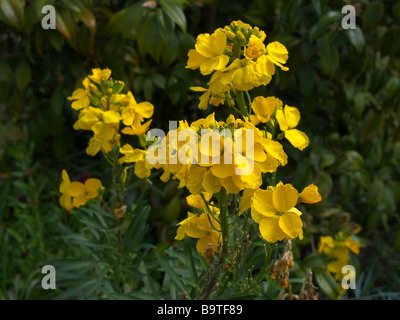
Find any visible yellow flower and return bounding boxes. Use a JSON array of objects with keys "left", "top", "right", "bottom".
[
  {"left": 186, "top": 192, "right": 213, "bottom": 210},
  {"left": 119, "top": 144, "right": 152, "bottom": 179},
  {"left": 175, "top": 209, "right": 221, "bottom": 256},
  {"left": 86, "top": 122, "right": 117, "bottom": 156},
  {"left": 266, "top": 41, "right": 289, "bottom": 71},
  {"left": 73, "top": 106, "right": 104, "bottom": 130},
  {"left": 118, "top": 144, "right": 144, "bottom": 163},
  {"left": 251, "top": 96, "right": 282, "bottom": 125},
  {"left": 59, "top": 170, "right": 103, "bottom": 210},
  {"left": 251, "top": 182, "right": 303, "bottom": 243},
  {"left": 300, "top": 184, "right": 322, "bottom": 204},
  {"left": 59, "top": 170, "right": 74, "bottom": 211},
  {"left": 245, "top": 35, "right": 266, "bottom": 59},
  {"left": 121, "top": 94, "right": 154, "bottom": 136},
  {"left": 276, "top": 105, "right": 309, "bottom": 150},
  {"left": 69, "top": 178, "right": 104, "bottom": 208},
  {"left": 88, "top": 68, "right": 111, "bottom": 84},
  {"left": 318, "top": 234, "right": 360, "bottom": 284},
  {"left": 186, "top": 29, "right": 230, "bottom": 75},
  {"left": 67, "top": 78, "right": 91, "bottom": 110}
]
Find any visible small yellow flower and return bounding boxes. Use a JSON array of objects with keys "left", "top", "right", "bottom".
[
  {"left": 67, "top": 78, "right": 91, "bottom": 110},
  {"left": 251, "top": 182, "right": 303, "bottom": 243},
  {"left": 276, "top": 105, "right": 310, "bottom": 151},
  {"left": 245, "top": 35, "right": 266, "bottom": 59},
  {"left": 88, "top": 68, "right": 111, "bottom": 84},
  {"left": 300, "top": 184, "right": 322, "bottom": 204},
  {"left": 186, "top": 29, "right": 229, "bottom": 75},
  {"left": 59, "top": 170, "right": 74, "bottom": 211},
  {"left": 251, "top": 96, "right": 282, "bottom": 125},
  {"left": 175, "top": 209, "right": 221, "bottom": 256},
  {"left": 59, "top": 170, "right": 103, "bottom": 210},
  {"left": 69, "top": 178, "right": 103, "bottom": 208}
]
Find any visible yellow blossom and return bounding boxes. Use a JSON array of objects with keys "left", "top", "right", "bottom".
[{"left": 251, "top": 182, "right": 303, "bottom": 243}]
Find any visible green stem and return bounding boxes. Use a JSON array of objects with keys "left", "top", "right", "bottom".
[
  {"left": 236, "top": 90, "right": 249, "bottom": 120},
  {"left": 199, "top": 187, "right": 229, "bottom": 300}
]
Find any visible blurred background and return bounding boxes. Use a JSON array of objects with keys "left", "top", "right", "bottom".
[{"left": 0, "top": 0, "right": 399, "bottom": 299}]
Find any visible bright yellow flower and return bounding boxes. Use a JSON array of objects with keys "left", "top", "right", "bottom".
[
  {"left": 318, "top": 234, "right": 360, "bottom": 283},
  {"left": 245, "top": 35, "right": 266, "bottom": 59},
  {"left": 300, "top": 184, "right": 322, "bottom": 204},
  {"left": 251, "top": 96, "right": 282, "bottom": 125},
  {"left": 59, "top": 170, "right": 103, "bottom": 210},
  {"left": 118, "top": 144, "right": 144, "bottom": 164},
  {"left": 276, "top": 105, "right": 309, "bottom": 150},
  {"left": 88, "top": 68, "right": 111, "bottom": 84},
  {"left": 266, "top": 41, "right": 289, "bottom": 71},
  {"left": 251, "top": 182, "right": 303, "bottom": 243},
  {"left": 69, "top": 178, "right": 103, "bottom": 208},
  {"left": 67, "top": 78, "right": 91, "bottom": 110},
  {"left": 186, "top": 29, "right": 230, "bottom": 75},
  {"left": 73, "top": 106, "right": 104, "bottom": 130},
  {"left": 59, "top": 170, "right": 74, "bottom": 211},
  {"left": 186, "top": 192, "right": 213, "bottom": 210},
  {"left": 175, "top": 209, "right": 221, "bottom": 256}
]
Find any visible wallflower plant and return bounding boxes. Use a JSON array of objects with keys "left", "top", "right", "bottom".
[{"left": 59, "top": 21, "right": 356, "bottom": 300}]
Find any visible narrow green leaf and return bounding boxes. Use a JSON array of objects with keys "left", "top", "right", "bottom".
[
  {"left": 315, "top": 272, "right": 340, "bottom": 299},
  {"left": 156, "top": 253, "right": 187, "bottom": 293},
  {"left": 15, "top": 60, "right": 31, "bottom": 92}
]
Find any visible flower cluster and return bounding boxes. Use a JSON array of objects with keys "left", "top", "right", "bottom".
[
  {"left": 68, "top": 68, "right": 154, "bottom": 156},
  {"left": 187, "top": 20, "right": 289, "bottom": 110},
  {"left": 318, "top": 233, "right": 360, "bottom": 278},
  {"left": 147, "top": 112, "right": 287, "bottom": 196},
  {"left": 175, "top": 193, "right": 221, "bottom": 256},
  {"left": 59, "top": 169, "right": 103, "bottom": 211}
]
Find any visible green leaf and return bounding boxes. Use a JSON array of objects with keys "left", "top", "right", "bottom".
[
  {"left": 362, "top": 1, "right": 384, "bottom": 31},
  {"left": 156, "top": 253, "right": 187, "bottom": 293},
  {"left": 184, "top": 239, "right": 198, "bottom": 283},
  {"left": 315, "top": 272, "right": 340, "bottom": 299},
  {"left": 15, "top": 60, "right": 31, "bottom": 92},
  {"left": 160, "top": 0, "right": 186, "bottom": 32},
  {"left": 319, "top": 37, "right": 339, "bottom": 77},
  {"left": 136, "top": 9, "right": 167, "bottom": 62},
  {"left": 0, "top": 61, "right": 14, "bottom": 83},
  {"left": 346, "top": 27, "right": 365, "bottom": 55},
  {"left": 0, "top": 0, "right": 24, "bottom": 29}
]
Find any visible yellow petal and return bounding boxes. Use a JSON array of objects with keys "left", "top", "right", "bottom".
[
  {"left": 196, "top": 231, "right": 221, "bottom": 256},
  {"left": 85, "top": 178, "right": 102, "bottom": 198},
  {"left": 186, "top": 192, "right": 213, "bottom": 209},
  {"left": 259, "top": 216, "right": 287, "bottom": 243},
  {"left": 69, "top": 181, "right": 86, "bottom": 197},
  {"left": 134, "top": 159, "right": 152, "bottom": 179},
  {"left": 284, "top": 105, "right": 301, "bottom": 129},
  {"left": 73, "top": 194, "right": 88, "bottom": 208},
  {"left": 285, "top": 129, "right": 309, "bottom": 151},
  {"left": 202, "top": 169, "right": 222, "bottom": 194},
  {"left": 276, "top": 108, "right": 289, "bottom": 131},
  {"left": 251, "top": 96, "right": 276, "bottom": 123},
  {"left": 251, "top": 188, "right": 276, "bottom": 217},
  {"left": 272, "top": 183, "right": 298, "bottom": 213},
  {"left": 135, "top": 101, "right": 154, "bottom": 119},
  {"left": 185, "top": 166, "right": 207, "bottom": 195},
  {"left": 186, "top": 49, "right": 207, "bottom": 70},
  {"left": 278, "top": 211, "right": 303, "bottom": 239},
  {"left": 103, "top": 110, "right": 122, "bottom": 125},
  {"left": 239, "top": 189, "right": 256, "bottom": 215}
]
